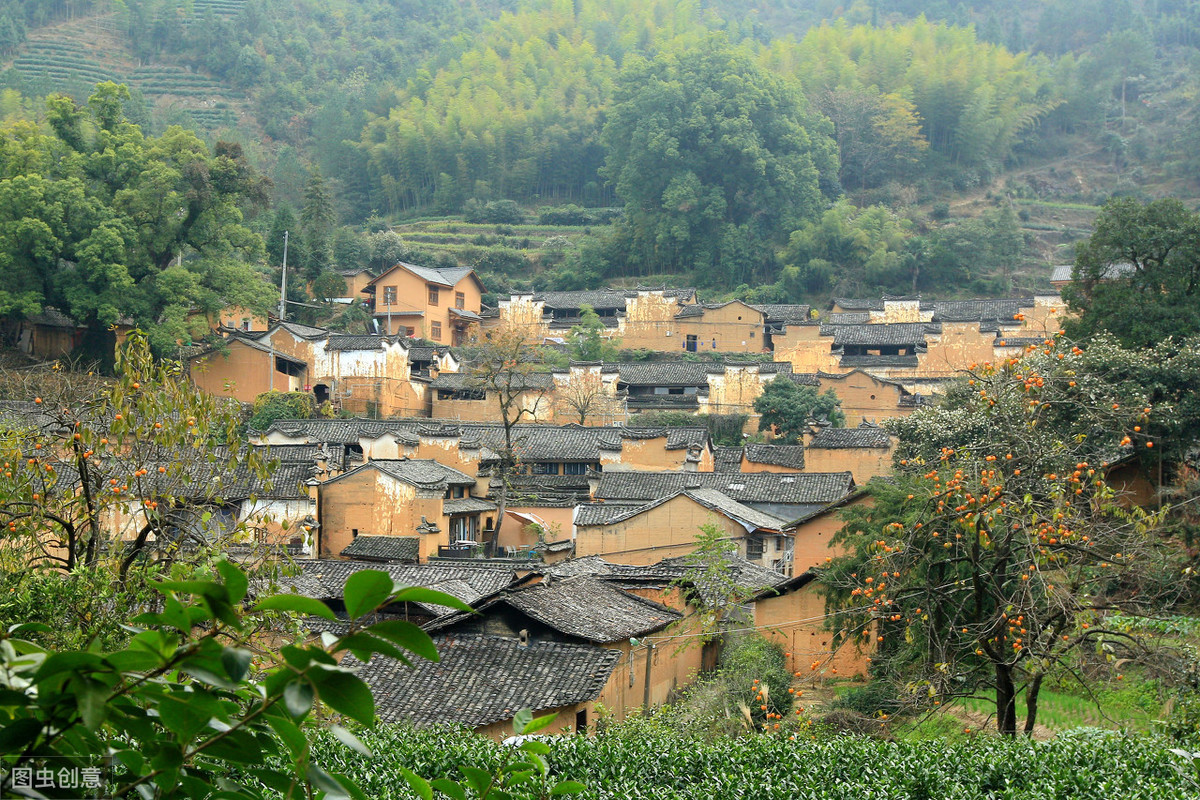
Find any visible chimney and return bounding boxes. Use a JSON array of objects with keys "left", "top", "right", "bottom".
[{"left": 519, "top": 629, "right": 530, "bottom": 647}]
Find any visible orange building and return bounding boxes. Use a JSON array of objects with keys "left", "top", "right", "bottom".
[
  {"left": 316, "top": 459, "right": 493, "bottom": 561},
  {"left": 366, "top": 261, "right": 484, "bottom": 343},
  {"left": 803, "top": 424, "right": 897, "bottom": 483}
]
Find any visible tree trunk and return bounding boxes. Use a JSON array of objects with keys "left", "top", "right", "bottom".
[
  {"left": 995, "top": 662, "right": 1017, "bottom": 736},
  {"left": 1024, "top": 674, "right": 1043, "bottom": 735}
]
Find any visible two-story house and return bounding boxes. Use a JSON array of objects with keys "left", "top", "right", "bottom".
[{"left": 366, "top": 261, "right": 485, "bottom": 344}]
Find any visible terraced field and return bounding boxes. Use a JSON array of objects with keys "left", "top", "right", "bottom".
[
  {"left": 4, "top": 13, "right": 248, "bottom": 134},
  {"left": 12, "top": 39, "right": 116, "bottom": 93}
]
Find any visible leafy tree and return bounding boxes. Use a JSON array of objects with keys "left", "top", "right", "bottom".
[
  {"left": 754, "top": 378, "right": 843, "bottom": 444},
  {"left": 825, "top": 337, "right": 1184, "bottom": 736},
  {"left": 301, "top": 166, "right": 336, "bottom": 280},
  {"left": 1064, "top": 197, "right": 1200, "bottom": 348},
  {"left": 0, "top": 332, "right": 264, "bottom": 574},
  {"left": 567, "top": 305, "right": 620, "bottom": 362},
  {"left": 814, "top": 88, "right": 929, "bottom": 190},
  {"left": 601, "top": 34, "right": 837, "bottom": 285},
  {"left": 0, "top": 85, "right": 273, "bottom": 356},
  {"left": 312, "top": 271, "right": 349, "bottom": 303},
  {"left": 248, "top": 390, "right": 318, "bottom": 432},
  {"left": 0, "top": 558, "right": 495, "bottom": 799},
  {"left": 781, "top": 201, "right": 914, "bottom": 296}
]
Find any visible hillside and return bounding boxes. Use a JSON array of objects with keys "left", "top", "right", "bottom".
[{"left": 2, "top": 0, "right": 1199, "bottom": 301}]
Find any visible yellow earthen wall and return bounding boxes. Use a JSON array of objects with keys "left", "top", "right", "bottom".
[
  {"left": 675, "top": 302, "right": 767, "bottom": 353},
  {"left": 817, "top": 372, "right": 914, "bottom": 424},
  {"left": 574, "top": 497, "right": 748, "bottom": 564},
  {"left": 755, "top": 586, "right": 871, "bottom": 679},
  {"left": 804, "top": 445, "right": 894, "bottom": 483}
]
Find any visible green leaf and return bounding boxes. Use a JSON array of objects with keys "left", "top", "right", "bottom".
[
  {"left": 459, "top": 766, "right": 493, "bottom": 796},
  {"left": 390, "top": 586, "right": 473, "bottom": 613},
  {"left": 283, "top": 681, "right": 315, "bottom": 718},
  {"left": 550, "top": 781, "right": 587, "bottom": 796},
  {"left": 8, "top": 622, "right": 51, "bottom": 636},
  {"left": 430, "top": 778, "right": 467, "bottom": 800},
  {"left": 520, "top": 739, "right": 551, "bottom": 755},
  {"left": 306, "top": 765, "right": 354, "bottom": 800},
  {"left": 254, "top": 594, "right": 337, "bottom": 620},
  {"left": 314, "top": 671, "right": 375, "bottom": 726},
  {"left": 217, "top": 560, "right": 250, "bottom": 604},
  {"left": 76, "top": 678, "right": 109, "bottom": 731},
  {"left": 157, "top": 693, "right": 209, "bottom": 741},
  {"left": 400, "top": 768, "right": 433, "bottom": 800},
  {"left": 366, "top": 620, "right": 440, "bottom": 663},
  {"left": 0, "top": 717, "right": 44, "bottom": 752},
  {"left": 222, "top": 647, "right": 253, "bottom": 683},
  {"left": 330, "top": 724, "right": 372, "bottom": 756},
  {"left": 36, "top": 651, "right": 106, "bottom": 680},
  {"left": 266, "top": 714, "right": 308, "bottom": 760},
  {"left": 513, "top": 708, "right": 533, "bottom": 734},
  {"left": 343, "top": 570, "right": 396, "bottom": 619},
  {"left": 335, "top": 632, "right": 411, "bottom": 664},
  {"left": 518, "top": 711, "right": 557, "bottom": 735}
]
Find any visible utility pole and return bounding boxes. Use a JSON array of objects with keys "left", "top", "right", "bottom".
[
  {"left": 278, "top": 230, "right": 289, "bottom": 322},
  {"left": 642, "top": 641, "right": 654, "bottom": 709}
]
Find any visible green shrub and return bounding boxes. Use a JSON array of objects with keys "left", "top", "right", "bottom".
[
  {"left": 248, "top": 390, "right": 316, "bottom": 431},
  {"left": 833, "top": 680, "right": 906, "bottom": 717}
]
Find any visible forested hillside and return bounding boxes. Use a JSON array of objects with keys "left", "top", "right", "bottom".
[{"left": 2, "top": 0, "right": 1198, "bottom": 310}]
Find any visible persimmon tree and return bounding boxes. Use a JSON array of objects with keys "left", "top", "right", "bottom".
[
  {"left": 0, "top": 332, "right": 268, "bottom": 575},
  {"left": 824, "top": 333, "right": 1187, "bottom": 735}
]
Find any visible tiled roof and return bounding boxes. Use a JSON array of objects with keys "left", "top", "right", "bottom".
[
  {"left": 264, "top": 418, "right": 710, "bottom": 460},
  {"left": 615, "top": 361, "right": 791, "bottom": 387},
  {"left": 98, "top": 455, "right": 314, "bottom": 501},
  {"left": 743, "top": 444, "right": 805, "bottom": 470},
  {"left": 572, "top": 502, "right": 641, "bottom": 526},
  {"left": 283, "top": 560, "right": 516, "bottom": 607},
  {"left": 808, "top": 425, "right": 893, "bottom": 449},
  {"left": 432, "top": 575, "right": 681, "bottom": 643},
  {"left": 370, "top": 459, "right": 476, "bottom": 488},
  {"left": 271, "top": 321, "right": 329, "bottom": 340},
  {"left": 995, "top": 336, "right": 1046, "bottom": 348},
  {"left": 787, "top": 372, "right": 821, "bottom": 386},
  {"left": 575, "top": 488, "right": 785, "bottom": 530},
  {"left": 683, "top": 488, "right": 788, "bottom": 530},
  {"left": 325, "top": 335, "right": 392, "bottom": 351},
  {"left": 1050, "top": 262, "right": 1135, "bottom": 283},
  {"left": 29, "top": 306, "right": 77, "bottom": 328},
  {"left": 821, "top": 322, "right": 935, "bottom": 346},
  {"left": 253, "top": 442, "right": 347, "bottom": 471},
  {"left": 532, "top": 289, "right": 631, "bottom": 310},
  {"left": 348, "top": 634, "right": 620, "bottom": 727},
  {"left": 752, "top": 304, "right": 812, "bottom": 323},
  {"left": 431, "top": 372, "right": 554, "bottom": 390},
  {"left": 501, "top": 475, "right": 594, "bottom": 506},
  {"left": 338, "top": 267, "right": 375, "bottom": 277},
  {"left": 443, "top": 497, "right": 496, "bottom": 514},
  {"left": 595, "top": 471, "right": 853, "bottom": 505},
  {"left": 713, "top": 446, "right": 744, "bottom": 473},
  {"left": 339, "top": 535, "right": 420, "bottom": 562},
  {"left": 826, "top": 312, "right": 871, "bottom": 325},
  {"left": 831, "top": 298, "right": 883, "bottom": 311},
  {"left": 381, "top": 261, "right": 475, "bottom": 288},
  {"left": 930, "top": 299, "right": 1034, "bottom": 322},
  {"left": 542, "top": 553, "right": 791, "bottom": 596},
  {"left": 839, "top": 354, "right": 921, "bottom": 368}
]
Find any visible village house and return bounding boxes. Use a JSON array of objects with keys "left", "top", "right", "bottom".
[
  {"left": 366, "top": 261, "right": 485, "bottom": 343},
  {"left": 591, "top": 470, "right": 855, "bottom": 526},
  {"left": 430, "top": 370, "right": 556, "bottom": 422},
  {"left": 425, "top": 574, "right": 694, "bottom": 728},
  {"left": 187, "top": 323, "right": 459, "bottom": 417},
  {"left": 337, "top": 267, "right": 376, "bottom": 300},
  {"left": 574, "top": 488, "right": 793, "bottom": 573},
  {"left": 488, "top": 288, "right": 697, "bottom": 343},
  {"left": 783, "top": 489, "right": 873, "bottom": 574},
  {"left": 803, "top": 423, "right": 897, "bottom": 483},
  {"left": 15, "top": 307, "right": 134, "bottom": 362},
  {"left": 544, "top": 555, "right": 871, "bottom": 686},
  {"left": 100, "top": 454, "right": 321, "bottom": 558},
  {"left": 316, "top": 458, "right": 492, "bottom": 561},
  {"left": 772, "top": 295, "right": 1070, "bottom": 391}
]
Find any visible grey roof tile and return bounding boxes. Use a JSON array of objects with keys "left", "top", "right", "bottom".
[
  {"left": 443, "top": 497, "right": 497, "bottom": 514},
  {"left": 713, "top": 446, "right": 744, "bottom": 473},
  {"left": 284, "top": 560, "right": 516, "bottom": 605},
  {"left": 742, "top": 444, "right": 805, "bottom": 470},
  {"left": 808, "top": 425, "right": 893, "bottom": 449},
  {"left": 752, "top": 304, "right": 812, "bottom": 323},
  {"left": 348, "top": 634, "right": 620, "bottom": 727},
  {"left": 594, "top": 471, "right": 853, "bottom": 505},
  {"left": 821, "top": 322, "right": 935, "bottom": 346},
  {"left": 339, "top": 535, "right": 420, "bottom": 563},
  {"left": 930, "top": 299, "right": 1034, "bottom": 322}
]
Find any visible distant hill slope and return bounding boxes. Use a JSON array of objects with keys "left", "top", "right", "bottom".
[{"left": 3, "top": 10, "right": 250, "bottom": 135}]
